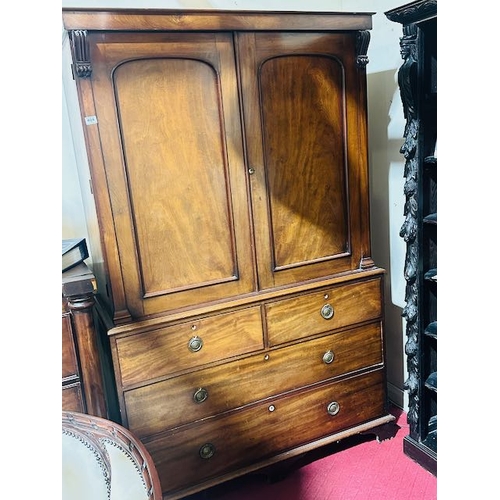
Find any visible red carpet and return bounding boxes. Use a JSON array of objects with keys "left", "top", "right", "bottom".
[{"left": 188, "top": 407, "right": 436, "bottom": 500}]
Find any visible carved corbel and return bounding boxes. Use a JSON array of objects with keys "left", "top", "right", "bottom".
[
  {"left": 69, "top": 29, "right": 92, "bottom": 78},
  {"left": 356, "top": 30, "right": 370, "bottom": 68}
]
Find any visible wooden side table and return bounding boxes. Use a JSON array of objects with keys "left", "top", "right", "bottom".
[{"left": 62, "top": 263, "right": 107, "bottom": 418}]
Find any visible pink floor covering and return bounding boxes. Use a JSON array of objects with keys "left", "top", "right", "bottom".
[{"left": 189, "top": 407, "right": 437, "bottom": 500}]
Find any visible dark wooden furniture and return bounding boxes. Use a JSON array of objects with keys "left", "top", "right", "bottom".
[
  {"left": 62, "top": 9, "right": 398, "bottom": 499},
  {"left": 62, "top": 263, "right": 108, "bottom": 418},
  {"left": 62, "top": 410, "right": 163, "bottom": 499},
  {"left": 386, "top": 0, "right": 437, "bottom": 476}
]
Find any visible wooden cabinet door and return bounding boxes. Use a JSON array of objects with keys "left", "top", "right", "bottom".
[
  {"left": 236, "top": 32, "right": 371, "bottom": 289},
  {"left": 83, "top": 33, "right": 255, "bottom": 319}
]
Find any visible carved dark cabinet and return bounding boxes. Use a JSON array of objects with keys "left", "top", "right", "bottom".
[{"left": 386, "top": 0, "right": 437, "bottom": 476}]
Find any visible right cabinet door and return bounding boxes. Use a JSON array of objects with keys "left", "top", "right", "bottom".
[{"left": 237, "top": 32, "right": 370, "bottom": 289}]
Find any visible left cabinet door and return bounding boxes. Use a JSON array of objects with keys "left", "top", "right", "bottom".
[{"left": 79, "top": 32, "right": 255, "bottom": 319}]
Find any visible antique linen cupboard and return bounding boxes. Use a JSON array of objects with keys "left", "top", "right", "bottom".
[{"left": 62, "top": 9, "right": 397, "bottom": 499}]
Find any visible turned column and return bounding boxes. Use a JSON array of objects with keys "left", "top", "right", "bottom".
[{"left": 62, "top": 266, "right": 107, "bottom": 418}]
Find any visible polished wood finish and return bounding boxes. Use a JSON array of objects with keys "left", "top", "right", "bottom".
[
  {"left": 63, "top": 14, "right": 376, "bottom": 324},
  {"left": 108, "top": 268, "right": 386, "bottom": 335},
  {"left": 63, "top": 9, "right": 396, "bottom": 499},
  {"left": 81, "top": 31, "right": 255, "bottom": 320},
  {"left": 238, "top": 32, "right": 372, "bottom": 289},
  {"left": 146, "top": 370, "right": 386, "bottom": 497},
  {"left": 62, "top": 263, "right": 107, "bottom": 418},
  {"left": 124, "top": 322, "right": 383, "bottom": 439},
  {"left": 62, "top": 9, "right": 373, "bottom": 32},
  {"left": 265, "top": 278, "right": 382, "bottom": 345},
  {"left": 61, "top": 383, "right": 85, "bottom": 413},
  {"left": 116, "top": 306, "right": 264, "bottom": 388}
]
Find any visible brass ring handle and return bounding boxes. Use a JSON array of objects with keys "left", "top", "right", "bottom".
[
  {"left": 193, "top": 387, "right": 209, "bottom": 404},
  {"left": 188, "top": 336, "right": 203, "bottom": 353},
  {"left": 199, "top": 443, "right": 216, "bottom": 459},
  {"left": 322, "top": 350, "right": 335, "bottom": 364},
  {"left": 320, "top": 304, "right": 334, "bottom": 320},
  {"left": 327, "top": 401, "right": 340, "bottom": 416}
]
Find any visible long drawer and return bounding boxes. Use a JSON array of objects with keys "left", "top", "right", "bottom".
[
  {"left": 116, "top": 306, "right": 264, "bottom": 387},
  {"left": 124, "top": 321, "right": 383, "bottom": 438},
  {"left": 145, "top": 369, "right": 386, "bottom": 495},
  {"left": 265, "top": 277, "right": 382, "bottom": 346}
]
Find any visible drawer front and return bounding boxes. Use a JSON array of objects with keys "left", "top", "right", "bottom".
[
  {"left": 125, "top": 322, "right": 382, "bottom": 438},
  {"left": 116, "top": 306, "right": 264, "bottom": 387},
  {"left": 147, "top": 369, "right": 385, "bottom": 494},
  {"left": 62, "top": 314, "right": 79, "bottom": 379},
  {"left": 266, "top": 278, "right": 382, "bottom": 346},
  {"left": 62, "top": 383, "right": 85, "bottom": 413}
]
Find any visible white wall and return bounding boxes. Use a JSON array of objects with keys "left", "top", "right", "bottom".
[
  {"left": 61, "top": 0, "right": 408, "bottom": 408},
  {"left": 62, "top": 32, "right": 89, "bottom": 241}
]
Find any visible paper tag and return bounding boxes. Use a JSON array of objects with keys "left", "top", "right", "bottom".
[{"left": 85, "top": 115, "right": 98, "bottom": 125}]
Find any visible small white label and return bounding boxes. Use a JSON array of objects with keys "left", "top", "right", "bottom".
[{"left": 85, "top": 115, "right": 98, "bottom": 125}]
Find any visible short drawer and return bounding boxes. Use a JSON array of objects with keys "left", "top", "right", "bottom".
[
  {"left": 124, "top": 322, "right": 383, "bottom": 438},
  {"left": 62, "top": 314, "right": 79, "bottom": 380},
  {"left": 146, "top": 369, "right": 386, "bottom": 495},
  {"left": 116, "top": 306, "right": 264, "bottom": 387},
  {"left": 62, "top": 383, "right": 85, "bottom": 413},
  {"left": 265, "top": 278, "right": 382, "bottom": 346}
]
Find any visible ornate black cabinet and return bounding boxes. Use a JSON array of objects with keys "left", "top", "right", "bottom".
[{"left": 386, "top": 0, "right": 437, "bottom": 476}]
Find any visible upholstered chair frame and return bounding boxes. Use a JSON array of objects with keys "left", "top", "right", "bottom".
[{"left": 62, "top": 411, "right": 162, "bottom": 500}]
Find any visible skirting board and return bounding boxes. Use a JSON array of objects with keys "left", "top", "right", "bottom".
[{"left": 387, "top": 381, "right": 407, "bottom": 412}]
